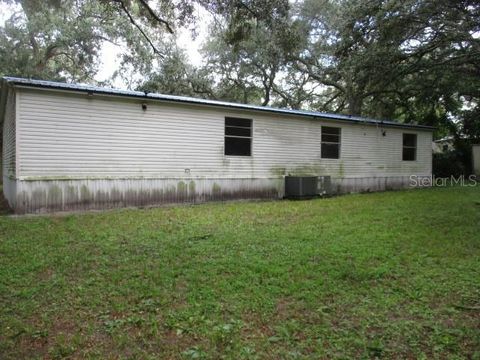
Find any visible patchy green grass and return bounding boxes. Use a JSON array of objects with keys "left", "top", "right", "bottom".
[{"left": 0, "top": 186, "right": 479, "bottom": 359}]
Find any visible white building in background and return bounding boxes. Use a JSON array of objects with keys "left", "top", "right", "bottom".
[
  {"left": 1, "top": 77, "right": 433, "bottom": 214},
  {"left": 473, "top": 145, "right": 480, "bottom": 176}
]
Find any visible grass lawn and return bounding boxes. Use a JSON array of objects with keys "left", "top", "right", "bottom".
[{"left": 0, "top": 186, "right": 479, "bottom": 359}]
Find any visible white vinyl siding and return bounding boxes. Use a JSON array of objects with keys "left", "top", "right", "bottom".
[
  {"left": 2, "top": 89, "right": 16, "bottom": 179},
  {"left": 15, "top": 88, "right": 432, "bottom": 180}
]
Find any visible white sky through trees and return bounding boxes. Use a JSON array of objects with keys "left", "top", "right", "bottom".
[{"left": 0, "top": 2, "right": 210, "bottom": 89}]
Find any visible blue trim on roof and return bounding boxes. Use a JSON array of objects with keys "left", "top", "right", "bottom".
[{"left": 2, "top": 76, "right": 435, "bottom": 130}]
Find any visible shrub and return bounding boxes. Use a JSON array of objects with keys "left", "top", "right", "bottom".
[{"left": 433, "top": 147, "right": 471, "bottom": 178}]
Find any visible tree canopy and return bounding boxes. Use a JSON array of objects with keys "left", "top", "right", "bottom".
[{"left": 0, "top": 0, "right": 479, "bottom": 143}]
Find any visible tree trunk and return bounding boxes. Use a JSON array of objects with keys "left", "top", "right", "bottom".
[{"left": 347, "top": 94, "right": 363, "bottom": 116}]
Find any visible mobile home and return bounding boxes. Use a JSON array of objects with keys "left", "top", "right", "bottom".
[{"left": 1, "top": 77, "right": 433, "bottom": 214}]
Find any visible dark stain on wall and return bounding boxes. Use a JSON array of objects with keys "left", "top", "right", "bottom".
[{"left": 13, "top": 179, "right": 281, "bottom": 214}]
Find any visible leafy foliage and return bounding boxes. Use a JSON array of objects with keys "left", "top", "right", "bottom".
[
  {"left": 0, "top": 0, "right": 194, "bottom": 82},
  {"left": 0, "top": 0, "right": 479, "bottom": 154},
  {"left": 138, "top": 44, "right": 214, "bottom": 97},
  {"left": 196, "top": 0, "right": 478, "bottom": 173},
  {"left": 433, "top": 150, "right": 471, "bottom": 177}
]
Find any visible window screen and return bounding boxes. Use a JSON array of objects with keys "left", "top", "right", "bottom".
[
  {"left": 321, "top": 126, "right": 341, "bottom": 159},
  {"left": 402, "top": 133, "right": 417, "bottom": 161},
  {"left": 225, "top": 117, "right": 252, "bottom": 156}
]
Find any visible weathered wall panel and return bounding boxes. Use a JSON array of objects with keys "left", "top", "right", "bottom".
[
  {"left": 16, "top": 88, "right": 432, "bottom": 180},
  {"left": 473, "top": 145, "right": 480, "bottom": 176},
  {"left": 6, "top": 87, "right": 434, "bottom": 213},
  {"left": 2, "top": 88, "right": 16, "bottom": 207},
  {"left": 11, "top": 175, "right": 431, "bottom": 214},
  {"left": 14, "top": 177, "right": 283, "bottom": 214}
]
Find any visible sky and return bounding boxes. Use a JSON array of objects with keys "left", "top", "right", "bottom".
[
  {"left": 0, "top": 2, "right": 210, "bottom": 89},
  {"left": 95, "top": 4, "right": 210, "bottom": 88}
]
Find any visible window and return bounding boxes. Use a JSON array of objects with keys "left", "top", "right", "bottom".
[
  {"left": 402, "top": 133, "right": 417, "bottom": 161},
  {"left": 321, "top": 126, "right": 341, "bottom": 159},
  {"left": 225, "top": 117, "right": 252, "bottom": 156}
]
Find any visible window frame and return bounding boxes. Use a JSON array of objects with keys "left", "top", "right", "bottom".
[
  {"left": 321, "top": 126, "right": 342, "bottom": 159},
  {"left": 224, "top": 117, "right": 253, "bottom": 157},
  {"left": 402, "top": 133, "right": 417, "bottom": 161}
]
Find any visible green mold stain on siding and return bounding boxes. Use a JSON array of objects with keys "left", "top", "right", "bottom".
[
  {"left": 65, "top": 185, "right": 78, "bottom": 203},
  {"left": 338, "top": 161, "right": 345, "bottom": 178},
  {"left": 212, "top": 182, "right": 221, "bottom": 194},
  {"left": 189, "top": 181, "right": 196, "bottom": 194},
  {"left": 177, "top": 181, "right": 186, "bottom": 193},
  {"left": 80, "top": 185, "right": 92, "bottom": 204},
  {"left": 47, "top": 185, "right": 62, "bottom": 206},
  {"left": 177, "top": 181, "right": 189, "bottom": 200},
  {"left": 270, "top": 166, "right": 286, "bottom": 176},
  {"left": 287, "top": 164, "right": 326, "bottom": 176}
]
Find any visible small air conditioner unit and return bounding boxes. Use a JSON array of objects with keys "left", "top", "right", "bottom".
[
  {"left": 284, "top": 176, "right": 318, "bottom": 199},
  {"left": 284, "top": 176, "right": 333, "bottom": 199}
]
